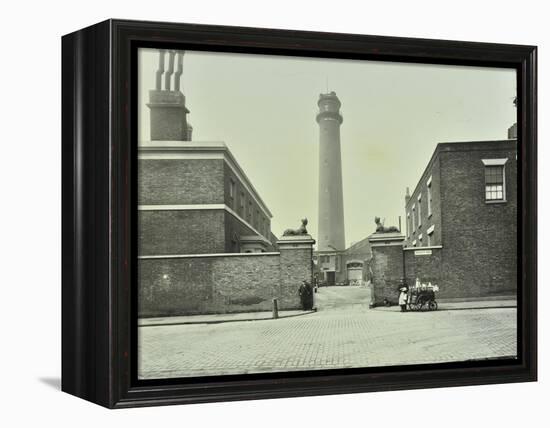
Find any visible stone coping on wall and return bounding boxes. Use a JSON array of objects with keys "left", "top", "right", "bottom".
[
  {"left": 277, "top": 234, "right": 316, "bottom": 249},
  {"left": 138, "top": 252, "right": 281, "bottom": 260},
  {"left": 277, "top": 234, "right": 315, "bottom": 242},
  {"left": 368, "top": 232, "right": 405, "bottom": 247},
  {"left": 368, "top": 232, "right": 405, "bottom": 240}
]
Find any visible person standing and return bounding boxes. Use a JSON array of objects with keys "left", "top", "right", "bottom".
[
  {"left": 298, "top": 280, "right": 313, "bottom": 310},
  {"left": 399, "top": 286, "right": 408, "bottom": 312}
]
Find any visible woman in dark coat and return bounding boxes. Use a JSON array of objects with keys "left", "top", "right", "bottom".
[{"left": 298, "top": 280, "right": 313, "bottom": 310}]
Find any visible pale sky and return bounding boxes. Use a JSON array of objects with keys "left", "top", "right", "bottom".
[{"left": 138, "top": 48, "right": 516, "bottom": 248}]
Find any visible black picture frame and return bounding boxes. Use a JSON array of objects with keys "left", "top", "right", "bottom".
[{"left": 61, "top": 19, "right": 537, "bottom": 408}]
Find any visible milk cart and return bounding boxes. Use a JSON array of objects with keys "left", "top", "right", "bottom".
[{"left": 407, "top": 284, "right": 438, "bottom": 311}]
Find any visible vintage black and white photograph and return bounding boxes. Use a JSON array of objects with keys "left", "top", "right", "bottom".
[{"left": 136, "top": 47, "right": 518, "bottom": 380}]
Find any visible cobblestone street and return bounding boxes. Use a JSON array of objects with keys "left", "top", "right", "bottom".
[{"left": 138, "top": 286, "right": 517, "bottom": 379}]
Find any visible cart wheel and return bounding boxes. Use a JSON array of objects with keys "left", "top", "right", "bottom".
[{"left": 428, "top": 301, "right": 438, "bottom": 311}]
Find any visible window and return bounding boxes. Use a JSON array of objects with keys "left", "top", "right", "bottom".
[
  {"left": 229, "top": 179, "right": 236, "bottom": 210},
  {"left": 482, "top": 158, "right": 507, "bottom": 202},
  {"left": 484, "top": 166, "right": 505, "bottom": 201},
  {"left": 239, "top": 192, "right": 245, "bottom": 216},
  {"left": 229, "top": 178, "right": 235, "bottom": 199},
  {"left": 406, "top": 212, "right": 410, "bottom": 238},
  {"left": 412, "top": 204, "right": 416, "bottom": 232},
  {"left": 418, "top": 233, "right": 423, "bottom": 246},
  {"left": 417, "top": 195, "right": 422, "bottom": 228},
  {"left": 412, "top": 239, "right": 417, "bottom": 247},
  {"left": 427, "top": 176, "right": 432, "bottom": 217},
  {"left": 427, "top": 224, "right": 435, "bottom": 246},
  {"left": 248, "top": 201, "right": 253, "bottom": 223}
]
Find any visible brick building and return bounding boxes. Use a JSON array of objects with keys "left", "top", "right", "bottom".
[
  {"left": 403, "top": 139, "right": 517, "bottom": 299},
  {"left": 137, "top": 141, "right": 315, "bottom": 316},
  {"left": 138, "top": 49, "right": 314, "bottom": 316},
  {"left": 313, "top": 236, "right": 372, "bottom": 286},
  {"left": 138, "top": 141, "right": 277, "bottom": 256}
]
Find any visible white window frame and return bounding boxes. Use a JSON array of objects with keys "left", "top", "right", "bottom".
[{"left": 482, "top": 158, "right": 508, "bottom": 203}]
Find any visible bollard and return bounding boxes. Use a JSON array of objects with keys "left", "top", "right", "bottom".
[{"left": 272, "top": 298, "right": 279, "bottom": 319}]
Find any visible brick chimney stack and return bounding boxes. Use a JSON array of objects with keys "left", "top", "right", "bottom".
[
  {"left": 147, "top": 50, "right": 193, "bottom": 141},
  {"left": 508, "top": 96, "right": 517, "bottom": 139}
]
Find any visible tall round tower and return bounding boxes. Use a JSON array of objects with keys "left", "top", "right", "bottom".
[{"left": 316, "top": 91, "right": 346, "bottom": 252}]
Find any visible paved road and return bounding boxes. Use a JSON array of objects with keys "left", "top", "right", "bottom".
[
  {"left": 315, "top": 285, "right": 371, "bottom": 310},
  {"left": 138, "top": 286, "right": 517, "bottom": 379}
]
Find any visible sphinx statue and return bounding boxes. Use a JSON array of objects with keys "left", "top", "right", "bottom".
[
  {"left": 283, "top": 218, "right": 309, "bottom": 236},
  {"left": 375, "top": 216, "right": 400, "bottom": 233}
]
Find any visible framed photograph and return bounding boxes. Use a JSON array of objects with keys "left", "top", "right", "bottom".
[{"left": 62, "top": 19, "right": 537, "bottom": 408}]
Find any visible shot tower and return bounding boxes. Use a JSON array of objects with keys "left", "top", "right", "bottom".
[{"left": 316, "top": 91, "right": 346, "bottom": 252}]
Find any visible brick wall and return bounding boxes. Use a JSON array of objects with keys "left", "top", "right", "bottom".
[
  {"left": 278, "top": 246, "right": 313, "bottom": 309},
  {"left": 138, "top": 157, "right": 274, "bottom": 255},
  {"left": 369, "top": 241, "right": 405, "bottom": 305},
  {"left": 138, "top": 243, "right": 311, "bottom": 317},
  {"left": 439, "top": 144, "right": 517, "bottom": 297},
  {"left": 139, "top": 254, "right": 280, "bottom": 316},
  {"left": 138, "top": 158, "right": 224, "bottom": 205},
  {"left": 138, "top": 210, "right": 226, "bottom": 255},
  {"left": 403, "top": 141, "right": 517, "bottom": 299},
  {"left": 223, "top": 211, "right": 275, "bottom": 253},
  {"left": 404, "top": 247, "right": 443, "bottom": 291}
]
